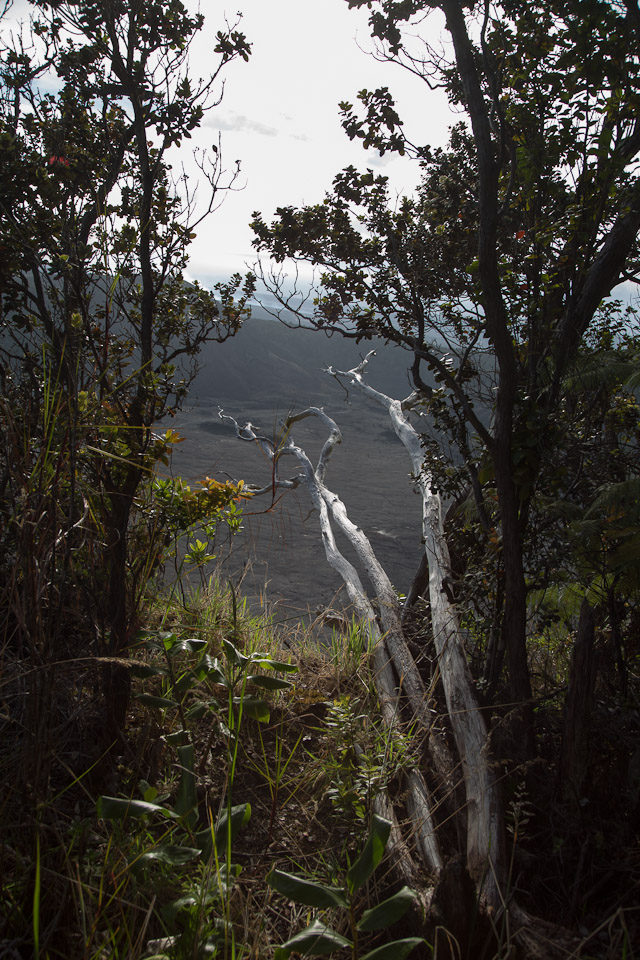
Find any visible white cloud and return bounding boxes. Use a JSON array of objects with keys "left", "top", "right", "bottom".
[
  {"left": 364, "top": 151, "right": 397, "bottom": 169},
  {"left": 207, "top": 112, "right": 280, "bottom": 138}
]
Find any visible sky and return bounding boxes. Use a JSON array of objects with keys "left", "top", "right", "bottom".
[
  {"left": 5, "top": 0, "right": 455, "bottom": 291},
  {"left": 175, "top": 0, "right": 454, "bottom": 290}
]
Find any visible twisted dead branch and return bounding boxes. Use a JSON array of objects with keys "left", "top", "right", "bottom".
[{"left": 222, "top": 354, "right": 504, "bottom": 918}]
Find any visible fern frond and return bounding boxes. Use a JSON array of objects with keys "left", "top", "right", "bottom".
[{"left": 584, "top": 479, "right": 640, "bottom": 520}]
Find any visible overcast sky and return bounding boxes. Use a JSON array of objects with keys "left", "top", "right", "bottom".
[
  {"left": 179, "top": 0, "right": 454, "bottom": 289},
  {"left": 6, "top": 0, "right": 455, "bottom": 289}
]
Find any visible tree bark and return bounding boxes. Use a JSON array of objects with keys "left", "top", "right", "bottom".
[
  {"left": 559, "top": 598, "right": 596, "bottom": 803},
  {"left": 493, "top": 450, "right": 536, "bottom": 757}
]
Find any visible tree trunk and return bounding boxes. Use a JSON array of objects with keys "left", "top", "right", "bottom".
[
  {"left": 224, "top": 363, "right": 593, "bottom": 949},
  {"left": 102, "top": 467, "right": 140, "bottom": 740},
  {"left": 559, "top": 598, "right": 596, "bottom": 803},
  {"left": 493, "top": 447, "right": 536, "bottom": 759}
]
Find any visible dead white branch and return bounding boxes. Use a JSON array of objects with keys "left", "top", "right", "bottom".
[
  {"left": 327, "top": 353, "right": 504, "bottom": 909},
  {"left": 222, "top": 402, "right": 442, "bottom": 876}
]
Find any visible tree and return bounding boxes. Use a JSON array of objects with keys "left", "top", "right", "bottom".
[
  {"left": 0, "top": 0, "right": 254, "bottom": 745},
  {"left": 239, "top": 0, "right": 640, "bottom": 948},
  {"left": 251, "top": 0, "right": 640, "bottom": 752}
]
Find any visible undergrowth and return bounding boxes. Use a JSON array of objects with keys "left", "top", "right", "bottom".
[
  {"left": 1, "top": 576, "right": 638, "bottom": 959},
  {"left": 0, "top": 579, "right": 420, "bottom": 960}
]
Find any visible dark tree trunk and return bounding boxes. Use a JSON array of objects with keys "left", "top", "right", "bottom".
[
  {"left": 483, "top": 573, "right": 505, "bottom": 689},
  {"left": 493, "top": 427, "right": 536, "bottom": 758},
  {"left": 402, "top": 551, "right": 429, "bottom": 621},
  {"left": 607, "top": 583, "right": 628, "bottom": 696},
  {"left": 559, "top": 598, "right": 596, "bottom": 803},
  {"left": 103, "top": 468, "right": 140, "bottom": 740}
]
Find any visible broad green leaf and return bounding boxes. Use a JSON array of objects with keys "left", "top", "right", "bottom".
[
  {"left": 160, "top": 632, "right": 178, "bottom": 651},
  {"left": 173, "top": 671, "right": 198, "bottom": 695},
  {"left": 214, "top": 802, "right": 252, "bottom": 848},
  {"left": 235, "top": 695, "right": 270, "bottom": 722},
  {"left": 163, "top": 894, "right": 198, "bottom": 922},
  {"left": 144, "top": 936, "right": 178, "bottom": 958},
  {"left": 134, "top": 693, "right": 178, "bottom": 709},
  {"left": 97, "top": 796, "right": 178, "bottom": 820},
  {"left": 278, "top": 919, "right": 352, "bottom": 957},
  {"left": 129, "top": 663, "right": 169, "bottom": 679},
  {"left": 476, "top": 462, "right": 494, "bottom": 485},
  {"left": 222, "top": 638, "right": 250, "bottom": 667},
  {"left": 174, "top": 744, "right": 197, "bottom": 824},
  {"left": 163, "top": 889, "right": 220, "bottom": 923},
  {"left": 267, "top": 868, "right": 348, "bottom": 909},
  {"left": 174, "top": 637, "right": 208, "bottom": 653},
  {"left": 247, "top": 674, "right": 294, "bottom": 690},
  {"left": 359, "top": 937, "right": 425, "bottom": 960},
  {"left": 185, "top": 700, "right": 216, "bottom": 720},
  {"left": 165, "top": 730, "right": 190, "bottom": 747},
  {"left": 195, "top": 654, "right": 226, "bottom": 685},
  {"left": 136, "top": 844, "right": 201, "bottom": 866},
  {"left": 251, "top": 658, "right": 298, "bottom": 673},
  {"left": 346, "top": 815, "right": 391, "bottom": 895},
  {"left": 357, "top": 886, "right": 417, "bottom": 931}
]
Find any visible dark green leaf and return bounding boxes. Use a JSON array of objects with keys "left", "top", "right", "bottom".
[
  {"left": 97, "top": 796, "right": 178, "bottom": 820},
  {"left": 357, "top": 886, "right": 417, "bottom": 931},
  {"left": 134, "top": 693, "right": 178, "bottom": 709},
  {"left": 129, "top": 663, "right": 169, "bottom": 679},
  {"left": 136, "top": 844, "right": 201, "bottom": 866},
  {"left": 360, "top": 937, "right": 425, "bottom": 960},
  {"left": 195, "top": 654, "right": 226, "bottom": 685},
  {"left": 142, "top": 783, "right": 158, "bottom": 803},
  {"left": 173, "top": 671, "right": 198, "bottom": 695},
  {"left": 214, "top": 802, "right": 252, "bottom": 849},
  {"left": 165, "top": 729, "right": 190, "bottom": 747},
  {"left": 346, "top": 815, "right": 391, "bottom": 895},
  {"left": 251, "top": 658, "right": 298, "bottom": 673},
  {"left": 235, "top": 695, "right": 270, "bottom": 722},
  {"left": 267, "top": 869, "right": 348, "bottom": 909},
  {"left": 163, "top": 894, "right": 198, "bottom": 921},
  {"left": 185, "top": 700, "right": 217, "bottom": 720},
  {"left": 278, "top": 919, "right": 352, "bottom": 957},
  {"left": 222, "top": 638, "right": 249, "bottom": 667},
  {"left": 161, "top": 632, "right": 178, "bottom": 651},
  {"left": 174, "top": 744, "right": 197, "bottom": 823},
  {"left": 247, "top": 674, "right": 294, "bottom": 690},
  {"left": 175, "top": 637, "right": 207, "bottom": 653}
]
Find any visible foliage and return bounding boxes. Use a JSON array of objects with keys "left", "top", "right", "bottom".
[
  {"left": 317, "top": 695, "right": 413, "bottom": 836},
  {"left": 0, "top": 0, "right": 254, "bottom": 742},
  {"left": 96, "top": 624, "right": 297, "bottom": 959},
  {"left": 151, "top": 474, "right": 248, "bottom": 587},
  {"left": 268, "top": 814, "right": 425, "bottom": 960},
  {"left": 251, "top": 0, "right": 640, "bottom": 732}
]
